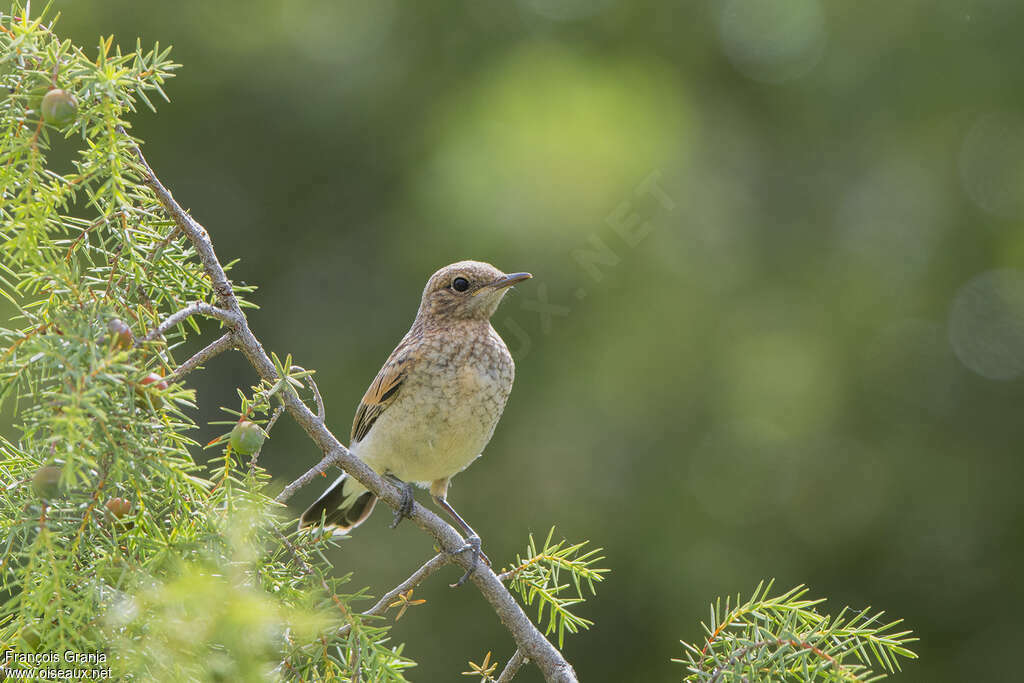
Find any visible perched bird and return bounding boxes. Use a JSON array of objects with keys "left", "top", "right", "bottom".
[{"left": 299, "top": 260, "right": 531, "bottom": 583}]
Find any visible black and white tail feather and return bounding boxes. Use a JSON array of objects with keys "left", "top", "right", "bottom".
[{"left": 298, "top": 473, "right": 377, "bottom": 533}]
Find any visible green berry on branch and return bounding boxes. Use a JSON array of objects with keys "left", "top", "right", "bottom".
[
  {"left": 107, "top": 318, "right": 134, "bottom": 350},
  {"left": 229, "top": 420, "right": 265, "bottom": 455},
  {"left": 31, "top": 466, "right": 63, "bottom": 500},
  {"left": 40, "top": 88, "right": 78, "bottom": 126}
]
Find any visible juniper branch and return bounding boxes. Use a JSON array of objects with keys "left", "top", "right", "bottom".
[
  {"left": 708, "top": 639, "right": 838, "bottom": 683},
  {"left": 166, "top": 332, "right": 234, "bottom": 382},
  {"left": 337, "top": 552, "right": 451, "bottom": 638},
  {"left": 128, "top": 138, "right": 579, "bottom": 682},
  {"left": 139, "top": 301, "right": 238, "bottom": 343},
  {"left": 275, "top": 530, "right": 357, "bottom": 629},
  {"left": 496, "top": 649, "right": 527, "bottom": 683},
  {"left": 249, "top": 403, "right": 285, "bottom": 472},
  {"left": 291, "top": 364, "right": 325, "bottom": 422},
  {"left": 275, "top": 453, "right": 343, "bottom": 505},
  {"left": 677, "top": 582, "right": 917, "bottom": 682}
]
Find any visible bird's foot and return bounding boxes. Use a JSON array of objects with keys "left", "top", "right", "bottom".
[
  {"left": 449, "top": 534, "right": 491, "bottom": 588},
  {"left": 388, "top": 479, "right": 415, "bottom": 529}
]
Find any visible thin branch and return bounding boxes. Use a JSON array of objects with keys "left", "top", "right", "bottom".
[
  {"left": 291, "top": 365, "right": 325, "bottom": 422},
  {"left": 126, "top": 133, "right": 237, "bottom": 306},
  {"left": 249, "top": 403, "right": 285, "bottom": 473},
  {"left": 496, "top": 649, "right": 527, "bottom": 683},
  {"left": 138, "top": 301, "right": 238, "bottom": 344},
  {"left": 275, "top": 452, "right": 343, "bottom": 505},
  {"left": 130, "top": 137, "right": 579, "bottom": 683},
  {"left": 337, "top": 553, "right": 451, "bottom": 638},
  {"left": 165, "top": 332, "right": 233, "bottom": 383}
]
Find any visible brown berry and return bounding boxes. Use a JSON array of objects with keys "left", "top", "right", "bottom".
[
  {"left": 41, "top": 88, "right": 78, "bottom": 126},
  {"left": 104, "top": 497, "right": 132, "bottom": 519},
  {"left": 107, "top": 318, "right": 134, "bottom": 350},
  {"left": 135, "top": 372, "right": 168, "bottom": 409}
]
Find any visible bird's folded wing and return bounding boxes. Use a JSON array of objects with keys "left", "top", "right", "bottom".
[{"left": 351, "top": 345, "right": 412, "bottom": 443}]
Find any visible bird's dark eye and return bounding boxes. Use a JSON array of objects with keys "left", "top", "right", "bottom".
[{"left": 452, "top": 277, "right": 470, "bottom": 292}]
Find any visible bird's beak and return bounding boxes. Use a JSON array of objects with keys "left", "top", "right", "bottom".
[{"left": 478, "top": 272, "right": 532, "bottom": 294}]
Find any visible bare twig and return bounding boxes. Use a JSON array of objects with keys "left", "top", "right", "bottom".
[
  {"left": 130, "top": 137, "right": 579, "bottom": 683},
  {"left": 337, "top": 553, "right": 451, "bottom": 637},
  {"left": 138, "top": 301, "right": 238, "bottom": 344},
  {"left": 249, "top": 403, "right": 285, "bottom": 473},
  {"left": 496, "top": 649, "right": 528, "bottom": 683},
  {"left": 166, "top": 332, "right": 233, "bottom": 383},
  {"left": 291, "top": 365, "right": 325, "bottom": 422},
  {"left": 274, "top": 452, "right": 343, "bottom": 505}
]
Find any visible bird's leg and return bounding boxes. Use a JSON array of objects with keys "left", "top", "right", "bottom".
[
  {"left": 433, "top": 493, "right": 492, "bottom": 587},
  {"left": 384, "top": 473, "right": 415, "bottom": 529}
]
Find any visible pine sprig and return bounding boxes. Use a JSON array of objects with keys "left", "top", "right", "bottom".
[
  {"left": 502, "top": 528, "right": 608, "bottom": 648},
  {"left": 675, "top": 581, "right": 918, "bottom": 682}
]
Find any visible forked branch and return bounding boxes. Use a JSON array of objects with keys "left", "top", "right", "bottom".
[
  {"left": 166, "top": 332, "right": 234, "bottom": 382},
  {"left": 128, "top": 137, "right": 575, "bottom": 683},
  {"left": 139, "top": 301, "right": 238, "bottom": 344},
  {"left": 337, "top": 552, "right": 451, "bottom": 638}
]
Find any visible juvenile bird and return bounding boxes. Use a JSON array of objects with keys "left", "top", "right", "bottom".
[{"left": 299, "top": 260, "right": 530, "bottom": 583}]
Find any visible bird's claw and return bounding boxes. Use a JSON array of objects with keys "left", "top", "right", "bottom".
[
  {"left": 449, "top": 534, "right": 491, "bottom": 588},
  {"left": 389, "top": 481, "right": 415, "bottom": 529}
]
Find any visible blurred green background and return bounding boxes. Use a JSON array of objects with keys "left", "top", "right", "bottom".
[{"left": 9, "top": 0, "right": 1024, "bottom": 680}]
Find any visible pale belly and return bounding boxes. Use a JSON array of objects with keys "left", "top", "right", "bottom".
[{"left": 352, "top": 358, "right": 512, "bottom": 485}]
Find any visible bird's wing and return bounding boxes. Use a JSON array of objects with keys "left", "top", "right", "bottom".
[{"left": 351, "top": 337, "right": 416, "bottom": 443}]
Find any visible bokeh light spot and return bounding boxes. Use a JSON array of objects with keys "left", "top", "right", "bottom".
[
  {"left": 519, "top": 0, "right": 615, "bottom": 22},
  {"left": 960, "top": 113, "right": 1024, "bottom": 220},
  {"left": 416, "top": 43, "right": 689, "bottom": 245},
  {"left": 715, "top": 0, "right": 826, "bottom": 83},
  {"left": 948, "top": 269, "right": 1024, "bottom": 380},
  {"left": 720, "top": 329, "right": 837, "bottom": 435},
  {"left": 835, "top": 159, "right": 948, "bottom": 285}
]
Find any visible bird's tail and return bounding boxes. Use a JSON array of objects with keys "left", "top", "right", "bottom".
[{"left": 298, "top": 473, "right": 377, "bottom": 533}]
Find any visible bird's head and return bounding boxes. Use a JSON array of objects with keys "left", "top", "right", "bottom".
[{"left": 417, "top": 260, "right": 531, "bottom": 323}]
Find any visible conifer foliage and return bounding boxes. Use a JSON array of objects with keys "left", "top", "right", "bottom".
[
  {"left": 0, "top": 5, "right": 603, "bottom": 680},
  {"left": 0, "top": 3, "right": 416, "bottom": 679},
  {"left": 0, "top": 5, "right": 915, "bottom": 682}
]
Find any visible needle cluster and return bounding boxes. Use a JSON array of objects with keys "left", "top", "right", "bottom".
[{"left": 676, "top": 581, "right": 917, "bottom": 682}]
